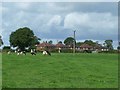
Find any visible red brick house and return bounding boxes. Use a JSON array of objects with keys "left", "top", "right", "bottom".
[
  {"left": 79, "top": 43, "right": 109, "bottom": 52},
  {"left": 36, "top": 42, "right": 109, "bottom": 52},
  {"left": 36, "top": 42, "right": 55, "bottom": 51},
  {"left": 80, "top": 44, "right": 93, "bottom": 51},
  {"left": 55, "top": 43, "right": 67, "bottom": 49}
]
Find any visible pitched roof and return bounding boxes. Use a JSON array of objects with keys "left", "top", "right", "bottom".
[
  {"left": 37, "top": 42, "right": 55, "bottom": 47},
  {"left": 55, "top": 43, "right": 65, "bottom": 47}
]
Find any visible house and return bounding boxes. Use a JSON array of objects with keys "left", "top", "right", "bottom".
[
  {"left": 80, "top": 44, "right": 93, "bottom": 51},
  {"left": 93, "top": 44, "right": 102, "bottom": 52},
  {"left": 36, "top": 42, "right": 55, "bottom": 51},
  {"left": 101, "top": 46, "right": 109, "bottom": 51},
  {"left": 36, "top": 42, "right": 109, "bottom": 53},
  {"left": 55, "top": 43, "right": 67, "bottom": 49}
]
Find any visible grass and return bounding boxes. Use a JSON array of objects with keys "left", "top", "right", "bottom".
[
  {"left": 0, "top": 53, "right": 2, "bottom": 89},
  {"left": 2, "top": 53, "right": 118, "bottom": 88}
]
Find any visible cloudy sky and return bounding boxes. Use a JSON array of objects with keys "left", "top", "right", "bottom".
[{"left": 0, "top": 1, "right": 118, "bottom": 48}]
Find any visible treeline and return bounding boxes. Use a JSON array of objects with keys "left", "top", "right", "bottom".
[{"left": 0, "top": 27, "right": 120, "bottom": 53}]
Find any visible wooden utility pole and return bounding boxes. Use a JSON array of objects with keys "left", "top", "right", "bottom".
[{"left": 73, "top": 30, "right": 76, "bottom": 53}]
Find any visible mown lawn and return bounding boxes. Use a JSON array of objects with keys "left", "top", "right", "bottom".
[{"left": 2, "top": 53, "right": 118, "bottom": 88}]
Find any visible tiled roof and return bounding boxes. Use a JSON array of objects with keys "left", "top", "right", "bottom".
[
  {"left": 55, "top": 43, "right": 65, "bottom": 47},
  {"left": 37, "top": 42, "right": 55, "bottom": 47}
]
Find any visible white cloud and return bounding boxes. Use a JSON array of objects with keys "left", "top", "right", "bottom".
[
  {"left": 1, "top": 2, "right": 118, "bottom": 48},
  {"left": 0, "top": 27, "right": 3, "bottom": 35},
  {"left": 88, "top": 13, "right": 117, "bottom": 29},
  {"left": 47, "top": 15, "right": 62, "bottom": 26},
  {"left": 64, "top": 12, "right": 89, "bottom": 29},
  {"left": 64, "top": 12, "right": 117, "bottom": 28},
  {"left": 0, "top": 4, "right": 2, "bottom": 13},
  {"left": 15, "top": 3, "right": 31, "bottom": 10},
  {"left": 64, "top": 12, "right": 117, "bottom": 37},
  {"left": 16, "top": 10, "right": 25, "bottom": 19},
  {"left": 0, "top": 3, "right": 2, "bottom": 35},
  {"left": 2, "top": 7, "right": 9, "bottom": 13},
  {"left": 2, "top": 0, "right": 119, "bottom": 2}
]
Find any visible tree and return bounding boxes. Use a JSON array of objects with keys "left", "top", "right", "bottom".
[
  {"left": 0, "top": 35, "right": 3, "bottom": 47},
  {"left": 9, "top": 27, "right": 40, "bottom": 50},
  {"left": 84, "top": 40, "right": 96, "bottom": 46},
  {"left": 64, "top": 37, "right": 75, "bottom": 47},
  {"left": 76, "top": 42, "right": 83, "bottom": 46},
  {"left": 104, "top": 40, "right": 113, "bottom": 50},
  {"left": 48, "top": 40, "right": 53, "bottom": 44},
  {"left": 30, "top": 36, "right": 41, "bottom": 49},
  {"left": 2, "top": 46, "right": 11, "bottom": 52},
  {"left": 118, "top": 42, "right": 120, "bottom": 53},
  {"left": 30, "top": 36, "right": 41, "bottom": 45},
  {"left": 103, "top": 43, "right": 106, "bottom": 46},
  {"left": 117, "top": 46, "right": 120, "bottom": 50},
  {"left": 58, "top": 41, "right": 62, "bottom": 44}
]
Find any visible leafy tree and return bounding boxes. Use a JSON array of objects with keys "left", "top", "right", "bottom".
[
  {"left": 2, "top": 46, "right": 11, "bottom": 52},
  {"left": 84, "top": 40, "right": 96, "bottom": 46},
  {"left": 117, "top": 46, "right": 120, "bottom": 50},
  {"left": 64, "top": 37, "right": 75, "bottom": 47},
  {"left": 48, "top": 40, "right": 53, "bottom": 44},
  {"left": 58, "top": 41, "right": 62, "bottom": 44},
  {"left": 104, "top": 40, "right": 113, "bottom": 50},
  {"left": 76, "top": 42, "right": 84, "bottom": 46},
  {"left": 103, "top": 43, "right": 106, "bottom": 46},
  {"left": 0, "top": 35, "right": 3, "bottom": 47},
  {"left": 117, "top": 42, "right": 120, "bottom": 50},
  {"left": 31, "top": 36, "right": 41, "bottom": 45},
  {"left": 9, "top": 27, "right": 40, "bottom": 50},
  {"left": 30, "top": 36, "right": 41, "bottom": 49}
]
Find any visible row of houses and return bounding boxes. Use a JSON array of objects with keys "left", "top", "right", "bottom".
[{"left": 36, "top": 42, "right": 109, "bottom": 52}]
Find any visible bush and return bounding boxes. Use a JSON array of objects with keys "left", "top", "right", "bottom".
[
  {"left": 49, "top": 49, "right": 73, "bottom": 53},
  {"left": 2, "top": 46, "right": 11, "bottom": 52},
  {"left": 108, "top": 50, "right": 118, "bottom": 53},
  {"left": 50, "top": 49, "right": 59, "bottom": 53},
  {"left": 100, "top": 50, "right": 118, "bottom": 54},
  {"left": 61, "top": 49, "right": 73, "bottom": 53}
]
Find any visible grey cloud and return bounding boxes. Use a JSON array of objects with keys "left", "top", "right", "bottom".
[{"left": 1, "top": 2, "right": 118, "bottom": 48}]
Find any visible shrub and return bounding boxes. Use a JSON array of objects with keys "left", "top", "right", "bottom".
[
  {"left": 100, "top": 50, "right": 118, "bottom": 54},
  {"left": 2, "top": 46, "right": 11, "bottom": 52},
  {"left": 61, "top": 49, "right": 73, "bottom": 53}
]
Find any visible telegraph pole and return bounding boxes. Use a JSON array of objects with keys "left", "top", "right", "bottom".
[{"left": 73, "top": 30, "right": 76, "bottom": 53}]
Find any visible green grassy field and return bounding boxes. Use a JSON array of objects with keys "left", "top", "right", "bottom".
[
  {"left": 0, "top": 53, "right": 2, "bottom": 89},
  {"left": 2, "top": 53, "right": 118, "bottom": 88}
]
